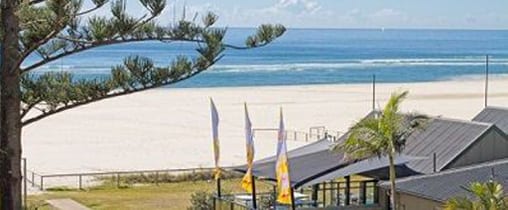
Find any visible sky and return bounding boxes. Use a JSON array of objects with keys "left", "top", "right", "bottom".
[{"left": 87, "top": 0, "right": 508, "bottom": 29}]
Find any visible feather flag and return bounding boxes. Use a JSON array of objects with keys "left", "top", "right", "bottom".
[
  {"left": 275, "top": 108, "right": 293, "bottom": 205},
  {"left": 241, "top": 103, "right": 255, "bottom": 193},
  {"left": 210, "top": 98, "right": 221, "bottom": 180}
]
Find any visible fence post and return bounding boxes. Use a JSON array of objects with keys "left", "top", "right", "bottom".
[
  {"left": 31, "top": 172, "right": 35, "bottom": 187},
  {"left": 79, "top": 175, "right": 83, "bottom": 190},
  {"left": 40, "top": 176, "right": 44, "bottom": 191},
  {"left": 23, "top": 158, "right": 27, "bottom": 210},
  {"left": 116, "top": 173, "right": 120, "bottom": 188}
]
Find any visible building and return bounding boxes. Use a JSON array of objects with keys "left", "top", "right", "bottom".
[
  {"left": 381, "top": 158, "right": 508, "bottom": 210},
  {"left": 220, "top": 110, "right": 508, "bottom": 209},
  {"left": 473, "top": 106, "right": 508, "bottom": 134}
]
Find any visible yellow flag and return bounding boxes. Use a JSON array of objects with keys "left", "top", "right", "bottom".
[
  {"left": 241, "top": 103, "right": 255, "bottom": 193},
  {"left": 210, "top": 98, "right": 221, "bottom": 180},
  {"left": 275, "top": 108, "right": 293, "bottom": 204}
]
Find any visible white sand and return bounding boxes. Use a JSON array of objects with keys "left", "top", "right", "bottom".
[{"left": 22, "top": 78, "right": 508, "bottom": 175}]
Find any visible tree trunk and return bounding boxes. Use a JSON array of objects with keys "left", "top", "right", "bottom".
[
  {"left": 388, "top": 154, "right": 397, "bottom": 210},
  {"left": 0, "top": 0, "right": 22, "bottom": 209}
]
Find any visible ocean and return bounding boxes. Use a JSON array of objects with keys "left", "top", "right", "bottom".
[{"left": 23, "top": 28, "right": 508, "bottom": 88}]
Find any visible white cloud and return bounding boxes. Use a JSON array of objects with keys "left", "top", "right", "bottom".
[
  {"left": 151, "top": 1, "right": 508, "bottom": 29},
  {"left": 371, "top": 9, "right": 402, "bottom": 19},
  {"left": 272, "top": 0, "right": 322, "bottom": 14}
]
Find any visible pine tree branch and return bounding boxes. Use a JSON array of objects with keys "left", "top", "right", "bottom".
[
  {"left": 76, "top": 4, "right": 105, "bottom": 16},
  {"left": 21, "top": 36, "right": 265, "bottom": 73},
  {"left": 20, "top": 99, "right": 44, "bottom": 119},
  {"left": 22, "top": 38, "right": 158, "bottom": 72},
  {"left": 21, "top": 30, "right": 278, "bottom": 74},
  {"left": 19, "top": 27, "right": 63, "bottom": 67},
  {"left": 21, "top": 67, "right": 208, "bottom": 126},
  {"left": 21, "top": 12, "right": 161, "bottom": 73}
]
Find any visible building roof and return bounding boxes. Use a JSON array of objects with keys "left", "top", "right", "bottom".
[
  {"left": 473, "top": 106, "right": 508, "bottom": 134},
  {"left": 301, "top": 155, "right": 423, "bottom": 187},
  {"left": 382, "top": 158, "right": 508, "bottom": 203},
  {"left": 247, "top": 140, "right": 346, "bottom": 188},
  {"left": 403, "top": 117, "right": 494, "bottom": 173},
  {"left": 233, "top": 111, "right": 501, "bottom": 188},
  {"left": 254, "top": 138, "right": 333, "bottom": 165},
  {"left": 238, "top": 143, "right": 419, "bottom": 189}
]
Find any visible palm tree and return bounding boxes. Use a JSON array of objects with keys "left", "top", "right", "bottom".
[
  {"left": 445, "top": 181, "right": 507, "bottom": 210},
  {"left": 332, "top": 90, "right": 427, "bottom": 210}
]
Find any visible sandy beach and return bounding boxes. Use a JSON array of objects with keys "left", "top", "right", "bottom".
[{"left": 22, "top": 77, "right": 508, "bottom": 175}]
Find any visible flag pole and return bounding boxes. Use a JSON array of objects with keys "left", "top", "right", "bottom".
[
  {"left": 372, "top": 74, "right": 376, "bottom": 111},
  {"left": 210, "top": 98, "right": 221, "bottom": 198},
  {"left": 217, "top": 177, "right": 222, "bottom": 197},
  {"left": 290, "top": 187, "right": 296, "bottom": 210},
  {"left": 251, "top": 176, "right": 257, "bottom": 209},
  {"left": 485, "top": 55, "right": 489, "bottom": 108}
]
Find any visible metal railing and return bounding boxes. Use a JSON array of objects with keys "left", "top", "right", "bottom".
[
  {"left": 27, "top": 167, "right": 235, "bottom": 191},
  {"left": 24, "top": 126, "right": 344, "bottom": 191},
  {"left": 253, "top": 127, "right": 341, "bottom": 143},
  {"left": 213, "top": 195, "right": 253, "bottom": 210}
]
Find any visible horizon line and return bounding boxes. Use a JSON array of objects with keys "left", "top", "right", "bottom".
[{"left": 221, "top": 26, "right": 508, "bottom": 31}]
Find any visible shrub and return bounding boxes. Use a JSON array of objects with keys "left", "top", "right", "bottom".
[{"left": 188, "top": 191, "right": 214, "bottom": 210}]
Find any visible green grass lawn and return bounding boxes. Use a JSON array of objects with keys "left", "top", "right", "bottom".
[{"left": 28, "top": 179, "right": 272, "bottom": 210}]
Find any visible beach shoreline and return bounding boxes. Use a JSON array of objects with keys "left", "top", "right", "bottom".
[{"left": 23, "top": 77, "right": 508, "bottom": 175}]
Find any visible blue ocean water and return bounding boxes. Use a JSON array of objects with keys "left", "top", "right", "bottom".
[{"left": 24, "top": 29, "right": 508, "bottom": 88}]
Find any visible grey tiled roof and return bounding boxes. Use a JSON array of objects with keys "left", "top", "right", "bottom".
[
  {"left": 403, "top": 118, "right": 493, "bottom": 174},
  {"left": 383, "top": 158, "right": 508, "bottom": 202},
  {"left": 473, "top": 106, "right": 508, "bottom": 134}
]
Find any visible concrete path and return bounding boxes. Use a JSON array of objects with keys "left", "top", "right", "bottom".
[{"left": 46, "top": 199, "right": 90, "bottom": 210}]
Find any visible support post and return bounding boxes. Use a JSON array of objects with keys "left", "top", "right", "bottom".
[
  {"left": 23, "top": 158, "right": 27, "bottom": 210},
  {"left": 374, "top": 181, "right": 379, "bottom": 204},
  {"left": 336, "top": 182, "right": 341, "bottom": 206},
  {"left": 290, "top": 187, "right": 296, "bottom": 210},
  {"left": 345, "top": 176, "right": 351, "bottom": 206},
  {"left": 485, "top": 55, "right": 489, "bottom": 108},
  {"left": 31, "top": 172, "right": 35, "bottom": 187},
  {"left": 360, "top": 181, "right": 367, "bottom": 205},
  {"left": 322, "top": 182, "right": 326, "bottom": 205},
  {"left": 216, "top": 178, "right": 222, "bottom": 197},
  {"left": 273, "top": 185, "right": 277, "bottom": 210},
  {"left": 251, "top": 176, "right": 257, "bottom": 209},
  {"left": 312, "top": 184, "right": 319, "bottom": 207},
  {"left": 372, "top": 74, "right": 376, "bottom": 111}
]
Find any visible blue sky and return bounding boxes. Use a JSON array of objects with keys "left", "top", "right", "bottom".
[{"left": 88, "top": 0, "right": 508, "bottom": 29}]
